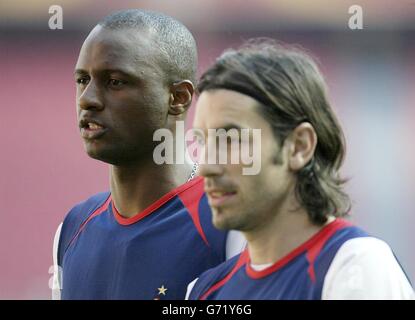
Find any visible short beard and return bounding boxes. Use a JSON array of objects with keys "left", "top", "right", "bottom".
[{"left": 212, "top": 207, "right": 257, "bottom": 232}]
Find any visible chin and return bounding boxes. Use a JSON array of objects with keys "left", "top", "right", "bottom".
[
  {"left": 85, "top": 145, "right": 103, "bottom": 160},
  {"left": 85, "top": 146, "right": 118, "bottom": 165},
  {"left": 212, "top": 208, "right": 243, "bottom": 231},
  {"left": 212, "top": 219, "right": 229, "bottom": 231}
]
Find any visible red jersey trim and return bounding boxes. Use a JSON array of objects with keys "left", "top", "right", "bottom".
[
  {"left": 177, "top": 178, "right": 209, "bottom": 246},
  {"left": 200, "top": 250, "right": 249, "bottom": 300},
  {"left": 112, "top": 176, "right": 204, "bottom": 226},
  {"left": 305, "top": 219, "right": 353, "bottom": 282},
  {"left": 246, "top": 218, "right": 352, "bottom": 279}
]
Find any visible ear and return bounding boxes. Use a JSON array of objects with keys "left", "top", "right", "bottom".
[
  {"left": 168, "top": 80, "right": 194, "bottom": 116},
  {"left": 287, "top": 122, "right": 317, "bottom": 172}
]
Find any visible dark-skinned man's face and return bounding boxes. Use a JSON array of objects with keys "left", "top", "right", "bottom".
[{"left": 75, "top": 25, "right": 170, "bottom": 165}]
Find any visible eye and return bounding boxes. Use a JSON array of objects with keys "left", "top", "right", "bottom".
[
  {"left": 108, "top": 79, "right": 127, "bottom": 87},
  {"left": 76, "top": 76, "right": 90, "bottom": 85}
]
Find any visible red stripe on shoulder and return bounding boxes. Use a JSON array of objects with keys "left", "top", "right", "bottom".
[
  {"left": 200, "top": 250, "right": 249, "bottom": 300},
  {"left": 65, "top": 195, "right": 111, "bottom": 253},
  {"left": 306, "top": 218, "right": 352, "bottom": 283},
  {"left": 177, "top": 176, "right": 209, "bottom": 246},
  {"left": 245, "top": 218, "right": 352, "bottom": 280},
  {"left": 112, "top": 176, "right": 204, "bottom": 226}
]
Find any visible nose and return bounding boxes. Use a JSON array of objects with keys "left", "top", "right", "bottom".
[
  {"left": 198, "top": 162, "right": 225, "bottom": 178},
  {"left": 197, "top": 137, "right": 227, "bottom": 178},
  {"left": 78, "top": 80, "right": 104, "bottom": 111}
]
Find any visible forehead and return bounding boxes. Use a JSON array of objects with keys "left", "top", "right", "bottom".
[
  {"left": 76, "top": 25, "right": 162, "bottom": 75},
  {"left": 194, "top": 89, "right": 270, "bottom": 131}
]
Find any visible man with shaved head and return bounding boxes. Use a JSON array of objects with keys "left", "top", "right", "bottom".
[{"left": 51, "top": 9, "right": 244, "bottom": 300}]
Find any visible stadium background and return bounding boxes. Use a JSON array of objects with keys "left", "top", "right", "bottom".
[{"left": 0, "top": 0, "right": 414, "bottom": 299}]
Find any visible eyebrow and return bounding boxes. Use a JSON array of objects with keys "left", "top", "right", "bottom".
[
  {"left": 218, "top": 124, "right": 245, "bottom": 132},
  {"left": 74, "top": 69, "right": 88, "bottom": 76},
  {"left": 73, "top": 68, "right": 138, "bottom": 79},
  {"left": 193, "top": 123, "right": 245, "bottom": 132}
]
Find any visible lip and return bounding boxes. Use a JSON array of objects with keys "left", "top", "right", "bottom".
[
  {"left": 79, "top": 118, "right": 108, "bottom": 140},
  {"left": 206, "top": 189, "right": 238, "bottom": 207}
]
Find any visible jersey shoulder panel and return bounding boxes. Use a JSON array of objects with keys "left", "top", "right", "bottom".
[
  {"left": 188, "top": 252, "right": 246, "bottom": 300},
  {"left": 177, "top": 177, "right": 228, "bottom": 261},
  {"left": 58, "top": 191, "right": 110, "bottom": 265},
  {"left": 308, "top": 223, "right": 369, "bottom": 297},
  {"left": 314, "top": 224, "right": 369, "bottom": 269},
  {"left": 198, "top": 194, "right": 228, "bottom": 261},
  {"left": 322, "top": 236, "right": 415, "bottom": 299}
]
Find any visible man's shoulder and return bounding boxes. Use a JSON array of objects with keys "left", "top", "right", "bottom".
[
  {"left": 189, "top": 252, "right": 246, "bottom": 300},
  {"left": 71, "top": 191, "right": 111, "bottom": 211},
  {"left": 211, "top": 252, "right": 243, "bottom": 274},
  {"left": 316, "top": 219, "right": 370, "bottom": 259},
  {"left": 57, "top": 192, "right": 111, "bottom": 264},
  {"left": 64, "top": 191, "right": 111, "bottom": 224},
  {"left": 60, "top": 192, "right": 110, "bottom": 247},
  {"left": 322, "top": 236, "right": 414, "bottom": 299}
]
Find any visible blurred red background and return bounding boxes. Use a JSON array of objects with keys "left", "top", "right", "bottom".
[{"left": 0, "top": 0, "right": 414, "bottom": 299}]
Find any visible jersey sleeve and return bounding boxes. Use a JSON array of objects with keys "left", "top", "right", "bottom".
[
  {"left": 322, "top": 237, "right": 415, "bottom": 300},
  {"left": 185, "top": 232, "right": 245, "bottom": 300},
  {"left": 185, "top": 278, "right": 199, "bottom": 300},
  {"left": 226, "top": 230, "right": 246, "bottom": 260},
  {"left": 51, "top": 223, "right": 63, "bottom": 300}
]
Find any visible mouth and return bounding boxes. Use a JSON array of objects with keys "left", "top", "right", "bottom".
[
  {"left": 79, "top": 119, "right": 108, "bottom": 140},
  {"left": 206, "top": 190, "right": 238, "bottom": 208}
]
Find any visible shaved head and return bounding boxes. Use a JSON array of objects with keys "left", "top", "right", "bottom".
[{"left": 98, "top": 9, "right": 198, "bottom": 84}]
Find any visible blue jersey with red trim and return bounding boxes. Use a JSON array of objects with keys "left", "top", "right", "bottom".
[
  {"left": 189, "top": 219, "right": 369, "bottom": 300},
  {"left": 58, "top": 177, "right": 228, "bottom": 300}
]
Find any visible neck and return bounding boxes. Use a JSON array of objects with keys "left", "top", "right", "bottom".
[
  {"left": 243, "top": 197, "right": 333, "bottom": 265},
  {"left": 110, "top": 156, "right": 192, "bottom": 218}
]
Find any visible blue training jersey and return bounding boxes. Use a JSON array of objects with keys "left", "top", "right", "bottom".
[
  {"left": 189, "top": 219, "right": 368, "bottom": 300},
  {"left": 58, "top": 176, "right": 228, "bottom": 300}
]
